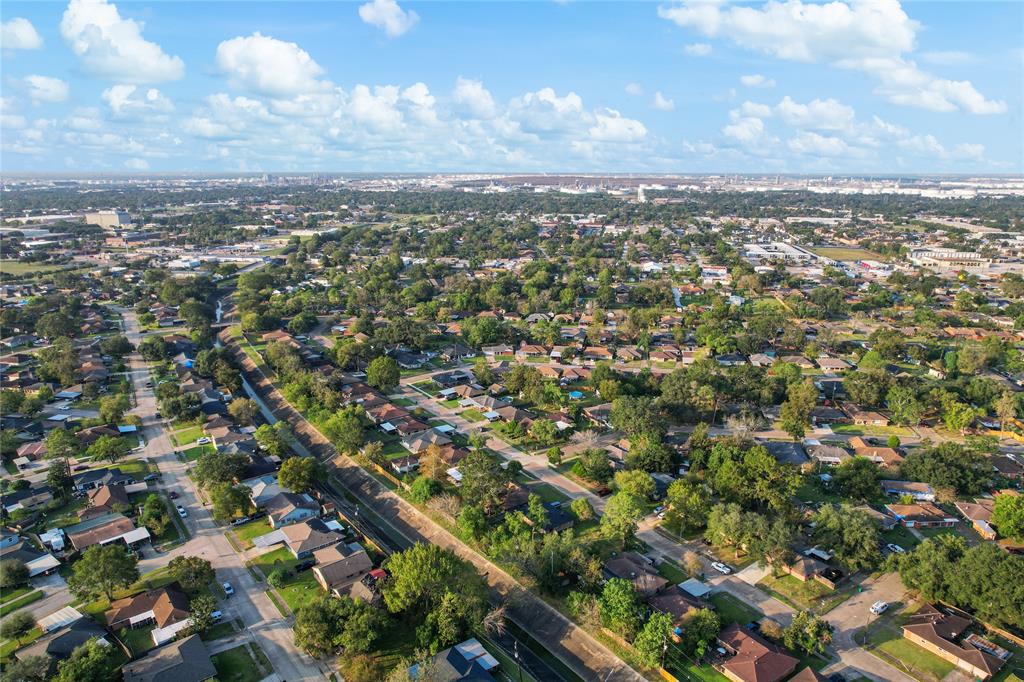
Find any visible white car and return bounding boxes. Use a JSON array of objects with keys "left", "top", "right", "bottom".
[
  {"left": 222, "top": 582, "right": 234, "bottom": 596},
  {"left": 711, "top": 561, "right": 732, "bottom": 575},
  {"left": 196, "top": 437, "right": 211, "bottom": 445},
  {"left": 176, "top": 505, "right": 188, "bottom": 518},
  {"left": 870, "top": 601, "right": 889, "bottom": 615},
  {"left": 886, "top": 543, "right": 905, "bottom": 554}
]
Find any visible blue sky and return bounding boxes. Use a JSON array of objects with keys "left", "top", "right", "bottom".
[{"left": 1, "top": 0, "right": 1021, "bottom": 173}]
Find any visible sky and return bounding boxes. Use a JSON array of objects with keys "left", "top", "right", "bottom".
[{"left": 1, "top": 0, "right": 1022, "bottom": 174}]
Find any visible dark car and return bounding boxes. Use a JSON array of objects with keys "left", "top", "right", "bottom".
[
  {"left": 168, "top": 491, "right": 179, "bottom": 499},
  {"left": 295, "top": 560, "right": 316, "bottom": 572}
]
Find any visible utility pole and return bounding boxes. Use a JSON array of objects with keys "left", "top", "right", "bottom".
[{"left": 514, "top": 640, "right": 523, "bottom": 682}]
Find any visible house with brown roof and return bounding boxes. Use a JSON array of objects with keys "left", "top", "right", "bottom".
[
  {"left": 105, "top": 583, "right": 193, "bottom": 645},
  {"left": 884, "top": 503, "right": 958, "bottom": 529},
  {"left": 81, "top": 484, "right": 130, "bottom": 519},
  {"left": 953, "top": 499, "right": 997, "bottom": 540},
  {"left": 881, "top": 479, "right": 935, "bottom": 501},
  {"left": 715, "top": 623, "right": 799, "bottom": 682},
  {"left": 603, "top": 552, "right": 668, "bottom": 597},
  {"left": 312, "top": 541, "right": 373, "bottom": 598},
  {"left": 648, "top": 589, "right": 708, "bottom": 627},
  {"left": 65, "top": 513, "right": 150, "bottom": 551},
  {"left": 902, "top": 605, "right": 1007, "bottom": 680}
]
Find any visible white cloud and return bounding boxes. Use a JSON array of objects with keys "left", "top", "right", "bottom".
[
  {"left": 683, "top": 42, "right": 711, "bottom": 56},
  {"left": 625, "top": 82, "right": 644, "bottom": 96},
  {"left": 452, "top": 77, "right": 498, "bottom": 119},
  {"left": 921, "top": 50, "right": 976, "bottom": 66},
  {"left": 216, "top": 33, "right": 327, "bottom": 98},
  {"left": 66, "top": 107, "right": 103, "bottom": 132},
  {"left": 652, "top": 91, "right": 675, "bottom": 111},
  {"left": 738, "top": 101, "right": 773, "bottom": 119},
  {"left": 124, "top": 157, "right": 149, "bottom": 170},
  {"left": 510, "top": 87, "right": 586, "bottom": 134},
  {"left": 788, "top": 131, "right": 852, "bottom": 157},
  {"left": 60, "top": 0, "right": 184, "bottom": 83},
  {"left": 659, "top": 0, "right": 1004, "bottom": 114},
  {"left": 722, "top": 116, "right": 765, "bottom": 145},
  {"left": 775, "top": 96, "right": 855, "bottom": 131},
  {"left": 953, "top": 143, "right": 985, "bottom": 160},
  {"left": 24, "top": 76, "right": 70, "bottom": 104},
  {"left": 588, "top": 109, "right": 647, "bottom": 142},
  {"left": 898, "top": 133, "right": 946, "bottom": 157},
  {"left": 1, "top": 17, "right": 43, "bottom": 49},
  {"left": 102, "top": 85, "right": 173, "bottom": 117},
  {"left": 358, "top": 0, "right": 419, "bottom": 37},
  {"left": 740, "top": 74, "right": 775, "bottom": 88}
]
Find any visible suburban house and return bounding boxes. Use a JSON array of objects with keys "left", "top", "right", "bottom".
[
  {"left": 409, "top": 638, "right": 499, "bottom": 681},
  {"left": 881, "top": 480, "right": 936, "bottom": 501},
  {"left": 648, "top": 588, "right": 709, "bottom": 627},
  {"left": 265, "top": 491, "right": 320, "bottom": 528},
  {"left": 242, "top": 475, "right": 283, "bottom": 508},
  {"left": 105, "top": 583, "right": 193, "bottom": 646},
  {"left": 603, "top": 552, "right": 668, "bottom": 597},
  {"left": 807, "top": 444, "right": 851, "bottom": 467},
  {"left": 311, "top": 541, "right": 373, "bottom": 598},
  {"left": 17, "top": 616, "right": 108, "bottom": 671},
  {"left": 953, "top": 499, "right": 997, "bottom": 540},
  {"left": 122, "top": 634, "right": 217, "bottom": 682},
  {"left": 902, "top": 605, "right": 1008, "bottom": 680},
  {"left": 81, "top": 484, "right": 131, "bottom": 519},
  {"left": 73, "top": 467, "right": 136, "bottom": 491},
  {"left": 0, "top": 539, "right": 61, "bottom": 577},
  {"left": 64, "top": 513, "right": 151, "bottom": 551},
  {"left": 716, "top": 623, "right": 799, "bottom": 682},
  {"left": 884, "top": 503, "right": 958, "bottom": 529},
  {"left": 280, "top": 518, "right": 345, "bottom": 559}
]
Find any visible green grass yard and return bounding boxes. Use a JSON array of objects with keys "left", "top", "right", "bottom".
[
  {"left": 275, "top": 570, "right": 321, "bottom": 612},
  {"left": 709, "top": 592, "right": 763, "bottom": 626},
  {"left": 461, "top": 408, "right": 486, "bottom": 423},
  {"left": 118, "top": 625, "right": 156, "bottom": 657},
  {"left": 758, "top": 573, "right": 849, "bottom": 613},
  {"left": 211, "top": 643, "right": 272, "bottom": 682},
  {"left": 0, "top": 590, "right": 43, "bottom": 617},
  {"left": 171, "top": 425, "right": 204, "bottom": 446},
  {"left": 181, "top": 443, "right": 215, "bottom": 461},
  {"left": 830, "top": 423, "right": 914, "bottom": 437},
  {"left": 232, "top": 518, "right": 273, "bottom": 549},
  {"left": 864, "top": 607, "right": 956, "bottom": 682}
]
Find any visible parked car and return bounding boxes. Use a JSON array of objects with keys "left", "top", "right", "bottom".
[
  {"left": 196, "top": 437, "right": 211, "bottom": 445},
  {"left": 211, "top": 610, "right": 223, "bottom": 621},
  {"left": 176, "top": 505, "right": 187, "bottom": 518},
  {"left": 886, "top": 543, "right": 905, "bottom": 554},
  {"left": 222, "top": 582, "right": 234, "bottom": 596},
  {"left": 870, "top": 601, "right": 889, "bottom": 615},
  {"left": 143, "top": 473, "right": 159, "bottom": 482},
  {"left": 711, "top": 562, "right": 732, "bottom": 575},
  {"left": 168, "top": 491, "right": 179, "bottom": 499},
  {"left": 595, "top": 486, "right": 612, "bottom": 497},
  {"left": 230, "top": 516, "right": 251, "bottom": 526}
]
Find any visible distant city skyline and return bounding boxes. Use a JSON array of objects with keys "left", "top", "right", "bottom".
[{"left": 1, "top": 0, "right": 1022, "bottom": 174}]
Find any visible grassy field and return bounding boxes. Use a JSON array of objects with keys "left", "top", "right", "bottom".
[
  {"left": 0, "top": 260, "right": 73, "bottom": 276},
  {"left": 249, "top": 546, "right": 296, "bottom": 574},
  {"left": 275, "top": 570, "right": 321, "bottom": 612},
  {"left": 118, "top": 625, "right": 156, "bottom": 657},
  {"left": 758, "top": 573, "right": 849, "bottom": 613},
  {"left": 864, "top": 607, "right": 956, "bottom": 682},
  {"left": 709, "top": 592, "right": 763, "bottom": 626},
  {"left": 811, "top": 247, "right": 884, "bottom": 261},
  {"left": 0, "top": 626, "right": 42, "bottom": 660},
  {"left": 171, "top": 425, "right": 205, "bottom": 446},
  {"left": 462, "top": 408, "right": 486, "bottom": 423},
  {"left": 656, "top": 560, "right": 690, "bottom": 585},
  {"left": 830, "top": 423, "right": 914, "bottom": 437},
  {"left": 181, "top": 443, "right": 216, "bottom": 461},
  {"left": 211, "top": 643, "right": 272, "bottom": 682}
]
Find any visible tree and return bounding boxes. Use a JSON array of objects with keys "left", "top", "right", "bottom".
[
  {"left": 255, "top": 423, "right": 288, "bottom": 457},
  {"left": 663, "top": 477, "right": 712, "bottom": 535},
  {"left": 833, "top": 457, "right": 879, "bottom": 501},
  {"left": 193, "top": 451, "right": 248, "bottom": 489},
  {"left": 409, "top": 475, "right": 442, "bottom": 503},
  {"left": 98, "top": 394, "right": 130, "bottom": 425},
  {"left": 321, "top": 407, "right": 365, "bottom": 455},
  {"left": 626, "top": 435, "right": 674, "bottom": 473},
  {"left": 47, "top": 458, "right": 73, "bottom": 500},
  {"left": 811, "top": 504, "right": 881, "bottom": 572},
  {"left": 570, "top": 497, "right": 594, "bottom": 521},
  {"left": 942, "top": 400, "right": 978, "bottom": 435},
  {"left": 168, "top": 555, "right": 215, "bottom": 592},
  {"left": 100, "top": 335, "right": 132, "bottom": 357},
  {"left": 0, "top": 611, "right": 35, "bottom": 642},
  {"left": 610, "top": 396, "right": 665, "bottom": 439},
  {"left": 227, "top": 398, "right": 260, "bottom": 425},
  {"left": 189, "top": 593, "right": 217, "bottom": 634},
  {"left": 613, "top": 470, "right": 655, "bottom": 499},
  {"left": 529, "top": 418, "right": 558, "bottom": 446},
  {"left": 991, "top": 494, "right": 1024, "bottom": 541},
  {"left": 458, "top": 450, "right": 506, "bottom": 513},
  {"left": 995, "top": 391, "right": 1017, "bottom": 433},
  {"left": 887, "top": 386, "right": 924, "bottom": 427},
  {"left": 382, "top": 543, "right": 487, "bottom": 616},
  {"left": 457, "top": 505, "right": 487, "bottom": 539},
  {"left": 367, "top": 356, "right": 401, "bottom": 393},
  {"left": 52, "top": 639, "right": 114, "bottom": 682},
  {"left": 68, "top": 544, "right": 138, "bottom": 601},
  {"left": 679, "top": 608, "right": 721, "bottom": 659},
  {"left": 780, "top": 379, "right": 817, "bottom": 441},
  {"left": 546, "top": 446, "right": 563, "bottom": 467},
  {"left": 138, "top": 335, "right": 169, "bottom": 361},
  {"left": 844, "top": 369, "right": 892, "bottom": 408},
  {"left": 208, "top": 482, "right": 252, "bottom": 521},
  {"left": 278, "top": 456, "right": 325, "bottom": 493},
  {"left": 601, "top": 491, "right": 645, "bottom": 549},
  {"left": 597, "top": 578, "right": 644, "bottom": 639},
  {"left": 900, "top": 442, "right": 990, "bottom": 495},
  {"left": 633, "top": 612, "right": 673, "bottom": 667},
  {"left": 87, "top": 434, "right": 130, "bottom": 463},
  {"left": 572, "top": 448, "right": 612, "bottom": 483},
  {"left": 783, "top": 611, "right": 833, "bottom": 655},
  {"left": 3, "top": 655, "right": 50, "bottom": 682},
  {"left": 0, "top": 558, "right": 29, "bottom": 589},
  {"left": 139, "top": 493, "right": 169, "bottom": 535},
  {"left": 472, "top": 357, "right": 494, "bottom": 386},
  {"left": 46, "top": 427, "right": 79, "bottom": 463}
]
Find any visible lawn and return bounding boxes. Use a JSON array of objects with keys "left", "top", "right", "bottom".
[
  {"left": 882, "top": 525, "right": 920, "bottom": 550},
  {"left": 830, "top": 423, "right": 914, "bottom": 437},
  {"left": 411, "top": 380, "right": 440, "bottom": 395},
  {"left": 232, "top": 518, "right": 272, "bottom": 549},
  {"left": 211, "top": 643, "right": 272, "bottom": 682},
  {"left": 118, "top": 625, "right": 156, "bottom": 657},
  {"left": 656, "top": 560, "right": 690, "bottom": 585},
  {"left": 810, "top": 247, "right": 884, "bottom": 261},
  {"left": 0, "top": 260, "right": 73, "bottom": 276},
  {"left": 275, "top": 570, "right": 321, "bottom": 612},
  {"left": 391, "top": 397, "right": 415, "bottom": 407},
  {"left": 181, "top": 443, "right": 215, "bottom": 461},
  {"left": 439, "top": 398, "right": 461, "bottom": 409},
  {"left": 758, "top": 573, "right": 848, "bottom": 613},
  {"left": 201, "top": 618, "right": 241, "bottom": 642},
  {"left": 171, "top": 425, "right": 204, "bottom": 446},
  {"left": 0, "top": 585, "right": 34, "bottom": 604},
  {"left": 0, "top": 590, "right": 43, "bottom": 617},
  {"left": 461, "top": 408, "right": 487, "bottom": 423},
  {"left": 795, "top": 480, "right": 844, "bottom": 506},
  {"left": 0, "top": 626, "right": 42, "bottom": 660},
  {"left": 708, "top": 592, "right": 763, "bottom": 626},
  {"left": 524, "top": 482, "right": 570, "bottom": 505},
  {"left": 249, "top": 546, "right": 297, "bottom": 574},
  {"left": 865, "top": 608, "right": 956, "bottom": 682}
]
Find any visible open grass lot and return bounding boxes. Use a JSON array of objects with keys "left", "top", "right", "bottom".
[
  {"left": 170, "top": 425, "right": 204, "bottom": 446},
  {"left": 439, "top": 398, "right": 461, "bottom": 408},
  {"left": 758, "top": 573, "right": 850, "bottom": 613},
  {"left": 0, "top": 260, "right": 74, "bottom": 276},
  {"left": 810, "top": 247, "right": 884, "bottom": 261},
  {"left": 830, "top": 423, "right": 914, "bottom": 437},
  {"left": 864, "top": 606, "right": 956, "bottom": 682},
  {"left": 709, "top": 592, "right": 763, "bottom": 626},
  {"left": 232, "top": 518, "right": 272, "bottom": 549},
  {"left": 276, "top": 570, "right": 321, "bottom": 612},
  {"left": 211, "top": 643, "right": 272, "bottom": 682},
  {"left": 201, "top": 618, "right": 241, "bottom": 642},
  {"left": 461, "top": 408, "right": 486, "bottom": 422},
  {"left": 391, "top": 397, "right": 415, "bottom": 407}
]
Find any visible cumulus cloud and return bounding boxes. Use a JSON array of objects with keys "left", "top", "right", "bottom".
[
  {"left": 625, "top": 82, "right": 644, "bottom": 96},
  {"left": 452, "top": 77, "right": 498, "bottom": 119},
  {"left": 589, "top": 109, "right": 647, "bottom": 142},
  {"left": 659, "top": 0, "right": 1004, "bottom": 114},
  {"left": 102, "top": 85, "right": 173, "bottom": 117},
  {"left": 775, "top": 96, "right": 855, "bottom": 131},
  {"left": 648, "top": 91, "right": 672, "bottom": 111},
  {"left": 722, "top": 115, "right": 765, "bottom": 145},
  {"left": 2, "top": 17, "right": 43, "bottom": 49},
  {"left": 60, "top": 0, "right": 184, "bottom": 83},
  {"left": 24, "top": 76, "right": 70, "bottom": 104},
  {"left": 683, "top": 42, "right": 711, "bottom": 56},
  {"left": 358, "top": 0, "right": 419, "bottom": 37},
  {"left": 740, "top": 74, "right": 775, "bottom": 88},
  {"left": 216, "top": 33, "right": 328, "bottom": 98}
]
